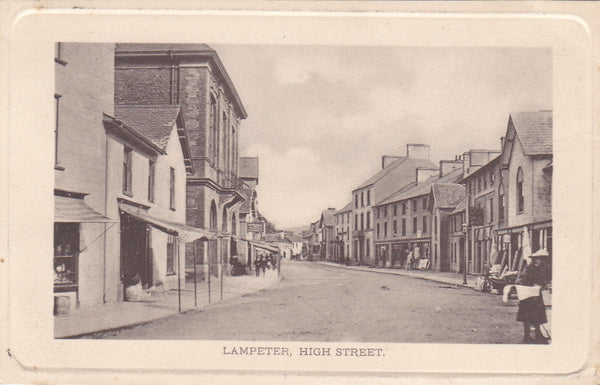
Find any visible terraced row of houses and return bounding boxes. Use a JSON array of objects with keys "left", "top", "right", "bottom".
[{"left": 305, "top": 111, "right": 553, "bottom": 278}]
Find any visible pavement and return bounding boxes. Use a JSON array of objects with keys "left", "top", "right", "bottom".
[
  {"left": 315, "top": 261, "right": 552, "bottom": 306},
  {"left": 54, "top": 269, "right": 280, "bottom": 338}
]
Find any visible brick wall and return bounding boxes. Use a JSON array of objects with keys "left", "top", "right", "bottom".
[{"left": 115, "top": 68, "right": 172, "bottom": 105}]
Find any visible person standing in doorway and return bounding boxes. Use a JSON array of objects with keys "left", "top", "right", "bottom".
[{"left": 515, "top": 251, "right": 550, "bottom": 344}]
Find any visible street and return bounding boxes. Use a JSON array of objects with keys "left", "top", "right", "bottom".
[{"left": 91, "top": 260, "right": 526, "bottom": 343}]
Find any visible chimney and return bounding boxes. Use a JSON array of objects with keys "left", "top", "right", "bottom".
[
  {"left": 439, "top": 158, "right": 463, "bottom": 177},
  {"left": 381, "top": 155, "right": 403, "bottom": 169},
  {"left": 462, "top": 151, "right": 471, "bottom": 178},
  {"left": 500, "top": 136, "right": 506, "bottom": 150},
  {"left": 406, "top": 144, "right": 430, "bottom": 160},
  {"left": 416, "top": 167, "right": 438, "bottom": 185}
]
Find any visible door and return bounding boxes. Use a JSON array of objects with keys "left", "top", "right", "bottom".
[{"left": 120, "top": 213, "right": 151, "bottom": 289}]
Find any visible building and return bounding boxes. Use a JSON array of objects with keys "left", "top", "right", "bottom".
[
  {"left": 429, "top": 183, "right": 466, "bottom": 271},
  {"left": 447, "top": 199, "right": 466, "bottom": 273},
  {"left": 114, "top": 44, "right": 249, "bottom": 279},
  {"left": 373, "top": 161, "right": 463, "bottom": 269},
  {"left": 351, "top": 144, "right": 436, "bottom": 265},
  {"left": 461, "top": 154, "right": 501, "bottom": 274},
  {"left": 333, "top": 202, "right": 353, "bottom": 263},
  {"left": 496, "top": 111, "right": 553, "bottom": 274},
  {"left": 54, "top": 43, "right": 117, "bottom": 311},
  {"left": 318, "top": 208, "right": 336, "bottom": 261}
]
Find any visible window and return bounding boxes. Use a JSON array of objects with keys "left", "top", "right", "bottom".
[
  {"left": 375, "top": 208, "right": 380, "bottom": 219},
  {"left": 516, "top": 167, "right": 524, "bottom": 213},
  {"left": 393, "top": 204, "right": 397, "bottom": 216},
  {"left": 413, "top": 217, "right": 417, "bottom": 233},
  {"left": 355, "top": 195, "right": 359, "bottom": 209},
  {"left": 384, "top": 222, "right": 388, "bottom": 237},
  {"left": 123, "top": 147, "right": 132, "bottom": 196},
  {"left": 402, "top": 218, "right": 406, "bottom": 236},
  {"left": 490, "top": 198, "right": 494, "bottom": 222},
  {"left": 423, "top": 216, "right": 428, "bottom": 233},
  {"left": 361, "top": 192, "right": 364, "bottom": 207},
  {"left": 355, "top": 214, "right": 358, "bottom": 230},
  {"left": 377, "top": 223, "right": 380, "bottom": 238},
  {"left": 54, "top": 94, "right": 63, "bottom": 170},
  {"left": 384, "top": 206, "right": 388, "bottom": 217},
  {"left": 367, "top": 190, "right": 371, "bottom": 206},
  {"left": 366, "top": 239, "right": 370, "bottom": 257},
  {"left": 54, "top": 223, "right": 79, "bottom": 288},
  {"left": 490, "top": 171, "right": 495, "bottom": 184},
  {"left": 209, "top": 96, "right": 218, "bottom": 163},
  {"left": 422, "top": 197, "right": 427, "bottom": 210},
  {"left": 366, "top": 212, "right": 371, "bottom": 229},
  {"left": 402, "top": 202, "right": 407, "bottom": 215},
  {"left": 148, "top": 160, "right": 155, "bottom": 202},
  {"left": 166, "top": 235, "right": 176, "bottom": 275},
  {"left": 360, "top": 213, "right": 364, "bottom": 230},
  {"left": 169, "top": 167, "right": 176, "bottom": 210},
  {"left": 412, "top": 200, "right": 417, "bottom": 211},
  {"left": 499, "top": 184, "right": 505, "bottom": 221},
  {"left": 393, "top": 220, "right": 397, "bottom": 236},
  {"left": 483, "top": 174, "right": 487, "bottom": 189}
]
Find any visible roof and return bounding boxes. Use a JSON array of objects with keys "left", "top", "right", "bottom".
[
  {"left": 430, "top": 184, "right": 466, "bottom": 209},
  {"left": 321, "top": 209, "right": 336, "bottom": 227},
  {"left": 354, "top": 157, "right": 406, "bottom": 191},
  {"left": 450, "top": 199, "right": 466, "bottom": 215},
  {"left": 115, "top": 44, "right": 247, "bottom": 119},
  {"left": 335, "top": 201, "right": 353, "bottom": 215},
  {"left": 286, "top": 233, "right": 303, "bottom": 242},
  {"left": 510, "top": 111, "right": 553, "bottom": 155},
  {"left": 240, "top": 157, "right": 259, "bottom": 179},
  {"left": 461, "top": 155, "right": 500, "bottom": 181},
  {"left": 377, "top": 168, "right": 463, "bottom": 206},
  {"left": 114, "top": 105, "right": 181, "bottom": 150}
]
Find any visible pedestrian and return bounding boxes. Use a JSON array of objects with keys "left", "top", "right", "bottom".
[
  {"left": 254, "top": 256, "right": 260, "bottom": 277},
  {"left": 261, "top": 255, "right": 267, "bottom": 276},
  {"left": 515, "top": 250, "right": 550, "bottom": 344}
]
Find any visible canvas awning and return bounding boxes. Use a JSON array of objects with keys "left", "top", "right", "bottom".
[
  {"left": 55, "top": 195, "right": 115, "bottom": 223},
  {"left": 119, "top": 204, "right": 215, "bottom": 243},
  {"left": 249, "top": 241, "right": 279, "bottom": 253}
]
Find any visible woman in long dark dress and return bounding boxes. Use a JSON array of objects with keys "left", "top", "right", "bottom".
[{"left": 516, "top": 254, "right": 550, "bottom": 344}]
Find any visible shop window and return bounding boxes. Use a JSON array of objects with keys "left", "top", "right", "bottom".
[
  {"left": 54, "top": 223, "right": 79, "bottom": 290},
  {"left": 148, "top": 160, "right": 155, "bottom": 202},
  {"left": 123, "top": 147, "right": 132, "bottom": 196},
  {"left": 166, "top": 235, "right": 176, "bottom": 275},
  {"left": 517, "top": 167, "right": 524, "bottom": 213},
  {"left": 169, "top": 167, "right": 176, "bottom": 210}
]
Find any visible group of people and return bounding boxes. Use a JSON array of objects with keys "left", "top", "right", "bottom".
[{"left": 254, "top": 253, "right": 277, "bottom": 276}]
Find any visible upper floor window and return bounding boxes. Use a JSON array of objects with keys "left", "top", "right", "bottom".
[
  {"left": 361, "top": 192, "right": 364, "bottom": 207},
  {"left": 483, "top": 174, "right": 487, "bottom": 189},
  {"left": 422, "top": 197, "right": 427, "bottom": 210},
  {"left": 355, "top": 214, "right": 358, "bottom": 230},
  {"left": 412, "top": 200, "right": 417, "bottom": 212},
  {"left": 355, "top": 195, "right": 359, "bottom": 209},
  {"left": 377, "top": 223, "right": 380, "bottom": 239},
  {"left": 490, "top": 198, "right": 494, "bottom": 222},
  {"left": 375, "top": 208, "right": 380, "bottom": 219},
  {"left": 366, "top": 212, "right": 371, "bottom": 230},
  {"left": 393, "top": 204, "right": 397, "bottom": 216},
  {"left": 516, "top": 167, "right": 524, "bottom": 213},
  {"left": 402, "top": 218, "right": 406, "bottom": 236},
  {"left": 367, "top": 190, "right": 371, "bottom": 206},
  {"left": 412, "top": 217, "right": 417, "bottom": 233},
  {"left": 384, "top": 222, "right": 388, "bottom": 237},
  {"left": 490, "top": 171, "right": 495, "bottom": 184},
  {"left": 393, "top": 220, "right": 397, "bottom": 236},
  {"left": 123, "top": 147, "right": 133, "bottom": 196},
  {"left": 422, "top": 216, "right": 428, "bottom": 233},
  {"left": 360, "top": 213, "right": 364, "bottom": 230},
  {"left": 148, "top": 160, "right": 155, "bottom": 202},
  {"left": 169, "top": 167, "right": 176, "bottom": 210},
  {"left": 402, "top": 202, "right": 407, "bottom": 215},
  {"left": 209, "top": 96, "right": 219, "bottom": 164},
  {"left": 383, "top": 206, "right": 388, "bottom": 217}
]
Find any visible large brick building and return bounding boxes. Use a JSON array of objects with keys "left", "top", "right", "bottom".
[{"left": 114, "top": 44, "right": 248, "bottom": 277}]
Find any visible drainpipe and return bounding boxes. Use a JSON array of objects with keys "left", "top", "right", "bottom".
[{"left": 103, "top": 130, "right": 109, "bottom": 303}]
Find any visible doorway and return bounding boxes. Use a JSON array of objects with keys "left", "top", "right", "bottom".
[{"left": 120, "top": 213, "right": 152, "bottom": 289}]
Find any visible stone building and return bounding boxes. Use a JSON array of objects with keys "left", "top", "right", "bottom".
[
  {"left": 114, "top": 44, "right": 248, "bottom": 278},
  {"left": 351, "top": 144, "right": 436, "bottom": 265},
  {"left": 496, "top": 111, "right": 553, "bottom": 273},
  {"left": 429, "top": 183, "right": 466, "bottom": 272},
  {"left": 333, "top": 202, "right": 353, "bottom": 263},
  {"left": 318, "top": 208, "right": 336, "bottom": 261}
]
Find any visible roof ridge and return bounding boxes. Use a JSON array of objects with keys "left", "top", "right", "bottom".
[{"left": 352, "top": 156, "right": 408, "bottom": 191}]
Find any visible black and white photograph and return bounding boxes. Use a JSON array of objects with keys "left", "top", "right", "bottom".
[
  {"left": 1, "top": 3, "right": 598, "bottom": 384},
  {"left": 53, "top": 43, "right": 554, "bottom": 345}
]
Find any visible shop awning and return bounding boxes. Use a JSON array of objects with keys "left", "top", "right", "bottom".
[
  {"left": 119, "top": 204, "right": 215, "bottom": 242},
  {"left": 248, "top": 240, "right": 279, "bottom": 253},
  {"left": 55, "top": 195, "right": 116, "bottom": 223}
]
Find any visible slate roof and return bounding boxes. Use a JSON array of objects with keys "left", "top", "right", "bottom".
[
  {"left": 431, "top": 184, "right": 466, "bottom": 209},
  {"left": 114, "top": 105, "right": 181, "bottom": 150},
  {"left": 377, "top": 168, "right": 463, "bottom": 206},
  {"left": 321, "top": 209, "right": 336, "bottom": 227},
  {"left": 450, "top": 199, "right": 466, "bottom": 215},
  {"left": 335, "top": 201, "right": 353, "bottom": 215},
  {"left": 510, "top": 111, "right": 553, "bottom": 155},
  {"left": 354, "top": 157, "right": 406, "bottom": 191},
  {"left": 240, "top": 157, "right": 259, "bottom": 179}
]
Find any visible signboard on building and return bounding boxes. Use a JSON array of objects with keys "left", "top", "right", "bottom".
[{"left": 247, "top": 222, "right": 265, "bottom": 233}]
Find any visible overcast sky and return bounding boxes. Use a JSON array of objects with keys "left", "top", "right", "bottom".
[{"left": 213, "top": 45, "right": 552, "bottom": 230}]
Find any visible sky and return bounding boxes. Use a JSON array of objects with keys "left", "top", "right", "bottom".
[{"left": 213, "top": 45, "right": 552, "bottom": 230}]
